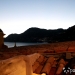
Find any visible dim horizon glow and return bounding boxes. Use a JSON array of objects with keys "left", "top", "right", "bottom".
[{"left": 0, "top": 0, "right": 75, "bottom": 37}]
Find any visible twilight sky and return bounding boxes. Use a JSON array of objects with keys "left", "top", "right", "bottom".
[{"left": 0, "top": 0, "right": 75, "bottom": 37}]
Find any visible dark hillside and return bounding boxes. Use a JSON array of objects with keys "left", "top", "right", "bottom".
[{"left": 4, "top": 25, "right": 75, "bottom": 43}]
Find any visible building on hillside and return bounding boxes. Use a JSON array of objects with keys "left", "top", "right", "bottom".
[{"left": 0, "top": 29, "right": 8, "bottom": 49}]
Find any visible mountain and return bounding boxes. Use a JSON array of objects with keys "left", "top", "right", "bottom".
[{"left": 4, "top": 25, "right": 75, "bottom": 43}]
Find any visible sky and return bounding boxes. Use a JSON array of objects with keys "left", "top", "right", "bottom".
[{"left": 0, "top": 0, "right": 75, "bottom": 37}]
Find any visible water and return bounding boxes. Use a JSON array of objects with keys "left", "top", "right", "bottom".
[{"left": 4, "top": 42, "right": 48, "bottom": 48}]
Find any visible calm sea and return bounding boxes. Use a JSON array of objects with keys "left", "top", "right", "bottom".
[{"left": 4, "top": 42, "right": 48, "bottom": 48}]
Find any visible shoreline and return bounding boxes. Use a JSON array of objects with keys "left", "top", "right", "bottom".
[{"left": 0, "top": 41, "right": 75, "bottom": 60}]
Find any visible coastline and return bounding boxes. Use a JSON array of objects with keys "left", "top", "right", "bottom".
[
  {"left": 0, "top": 41, "right": 75, "bottom": 60},
  {"left": 4, "top": 42, "right": 48, "bottom": 48}
]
